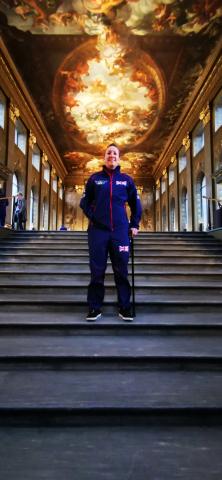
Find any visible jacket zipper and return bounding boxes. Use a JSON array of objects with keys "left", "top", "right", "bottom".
[{"left": 108, "top": 172, "right": 113, "bottom": 230}]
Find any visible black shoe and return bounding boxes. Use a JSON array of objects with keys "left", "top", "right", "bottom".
[
  {"left": 119, "top": 307, "right": 133, "bottom": 322},
  {"left": 86, "top": 309, "right": 101, "bottom": 321}
]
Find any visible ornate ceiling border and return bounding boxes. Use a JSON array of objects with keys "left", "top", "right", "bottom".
[
  {"left": 0, "top": 36, "right": 67, "bottom": 180},
  {"left": 154, "top": 37, "right": 222, "bottom": 180}
]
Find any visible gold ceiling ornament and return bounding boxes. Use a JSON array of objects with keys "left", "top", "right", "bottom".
[
  {"left": 137, "top": 186, "right": 143, "bottom": 195},
  {"left": 74, "top": 185, "right": 84, "bottom": 194},
  {"left": 29, "top": 131, "right": 37, "bottom": 148},
  {"left": 9, "top": 102, "right": 20, "bottom": 124},
  {"left": 170, "top": 155, "right": 177, "bottom": 164},
  {"left": 42, "top": 152, "right": 48, "bottom": 166},
  {"left": 162, "top": 168, "right": 167, "bottom": 177},
  {"left": 182, "top": 133, "right": 191, "bottom": 152},
  {"left": 58, "top": 178, "right": 63, "bottom": 188},
  {"left": 156, "top": 179, "right": 160, "bottom": 187},
  {"left": 51, "top": 167, "right": 57, "bottom": 178},
  {"left": 199, "top": 104, "right": 210, "bottom": 126}
]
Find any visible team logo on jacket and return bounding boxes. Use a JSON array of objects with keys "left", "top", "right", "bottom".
[
  {"left": 95, "top": 180, "right": 108, "bottom": 185},
  {"left": 119, "top": 245, "right": 129, "bottom": 252},
  {"left": 116, "top": 181, "right": 127, "bottom": 186}
]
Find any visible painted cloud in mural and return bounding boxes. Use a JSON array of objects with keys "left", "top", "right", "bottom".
[
  {"left": 0, "top": 0, "right": 221, "bottom": 35},
  {"left": 53, "top": 27, "right": 166, "bottom": 149}
]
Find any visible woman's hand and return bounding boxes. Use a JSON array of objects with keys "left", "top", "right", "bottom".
[{"left": 130, "top": 228, "right": 138, "bottom": 236}]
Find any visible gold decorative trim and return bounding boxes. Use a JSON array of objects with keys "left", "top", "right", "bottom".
[
  {"left": 170, "top": 155, "right": 176, "bottom": 164},
  {"left": 51, "top": 167, "right": 57, "bottom": 178},
  {"left": 162, "top": 168, "right": 167, "bottom": 176},
  {"left": 42, "top": 152, "right": 48, "bottom": 166},
  {"left": 182, "top": 133, "right": 191, "bottom": 152},
  {"left": 156, "top": 179, "right": 160, "bottom": 187},
  {"left": 199, "top": 103, "right": 210, "bottom": 126},
  {"left": 58, "top": 178, "right": 63, "bottom": 188},
  {"left": 9, "top": 102, "right": 20, "bottom": 124},
  {"left": 29, "top": 131, "right": 37, "bottom": 148}
]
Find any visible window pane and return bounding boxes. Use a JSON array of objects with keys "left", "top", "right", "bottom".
[
  {"left": 44, "top": 165, "right": 50, "bottom": 184},
  {"left": 15, "top": 118, "right": 27, "bottom": 154},
  {"left": 32, "top": 146, "right": 40, "bottom": 172},
  {"left": 169, "top": 167, "right": 175, "bottom": 185},
  {"left": 213, "top": 89, "right": 222, "bottom": 132},
  {"left": 53, "top": 179, "right": 57, "bottom": 192},
  {"left": 193, "top": 122, "right": 204, "bottom": 157},
  {"left": 0, "top": 90, "right": 6, "bottom": 129}
]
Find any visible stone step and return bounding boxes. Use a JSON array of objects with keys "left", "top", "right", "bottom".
[
  {"left": 6, "top": 231, "right": 211, "bottom": 236},
  {"left": 0, "top": 329, "right": 222, "bottom": 358},
  {"left": 0, "top": 303, "right": 221, "bottom": 318},
  {"left": 1, "top": 243, "right": 221, "bottom": 251},
  {"left": 1, "top": 272, "right": 222, "bottom": 283},
  {"left": 1, "top": 275, "right": 222, "bottom": 286},
  {"left": 0, "top": 255, "right": 222, "bottom": 263},
  {"left": 1, "top": 263, "right": 222, "bottom": 273},
  {"left": 0, "top": 289, "right": 222, "bottom": 304},
  {"left": 1, "top": 423, "right": 222, "bottom": 480},
  {"left": 1, "top": 248, "right": 222, "bottom": 258},
  {"left": 0, "top": 366, "right": 222, "bottom": 411},
  {"left": 2, "top": 238, "right": 220, "bottom": 246}
]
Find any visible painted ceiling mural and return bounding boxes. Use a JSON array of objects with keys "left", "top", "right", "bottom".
[{"left": 0, "top": 0, "right": 222, "bottom": 180}]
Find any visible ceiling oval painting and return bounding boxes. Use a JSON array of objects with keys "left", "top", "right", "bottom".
[{"left": 52, "top": 31, "right": 166, "bottom": 151}]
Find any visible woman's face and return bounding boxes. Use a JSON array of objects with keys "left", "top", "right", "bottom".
[{"left": 104, "top": 145, "right": 120, "bottom": 170}]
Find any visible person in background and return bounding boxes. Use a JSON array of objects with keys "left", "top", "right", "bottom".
[
  {"left": 13, "top": 192, "right": 27, "bottom": 230},
  {"left": 80, "top": 143, "right": 142, "bottom": 322},
  {"left": 0, "top": 190, "right": 9, "bottom": 227}
]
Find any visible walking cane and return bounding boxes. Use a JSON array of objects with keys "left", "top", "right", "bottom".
[{"left": 130, "top": 232, "right": 136, "bottom": 317}]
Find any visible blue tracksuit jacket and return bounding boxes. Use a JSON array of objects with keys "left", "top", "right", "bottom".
[{"left": 80, "top": 165, "right": 142, "bottom": 231}]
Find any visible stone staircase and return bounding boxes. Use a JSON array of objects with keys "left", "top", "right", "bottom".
[{"left": 1, "top": 228, "right": 222, "bottom": 480}]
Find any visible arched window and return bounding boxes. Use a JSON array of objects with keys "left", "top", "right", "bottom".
[
  {"left": 52, "top": 208, "right": 57, "bottom": 230},
  {"left": 201, "top": 175, "right": 207, "bottom": 231},
  {"left": 196, "top": 173, "right": 207, "bottom": 231},
  {"left": 181, "top": 187, "right": 188, "bottom": 231},
  {"left": 162, "top": 205, "right": 167, "bottom": 232},
  {"left": 42, "top": 197, "right": 49, "bottom": 230},
  {"left": 30, "top": 188, "right": 34, "bottom": 229},
  {"left": 169, "top": 197, "right": 175, "bottom": 231},
  {"left": 11, "top": 173, "right": 19, "bottom": 225}
]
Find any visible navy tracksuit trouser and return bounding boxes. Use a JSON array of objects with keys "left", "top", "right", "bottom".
[{"left": 87, "top": 225, "right": 131, "bottom": 310}]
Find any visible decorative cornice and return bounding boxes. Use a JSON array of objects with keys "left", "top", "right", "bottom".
[
  {"left": 0, "top": 38, "right": 67, "bottom": 179},
  {"left": 29, "top": 130, "right": 37, "bottom": 148},
  {"left": 9, "top": 102, "right": 20, "bottom": 124},
  {"left": 199, "top": 103, "right": 211, "bottom": 126},
  {"left": 182, "top": 133, "right": 191, "bottom": 152}
]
